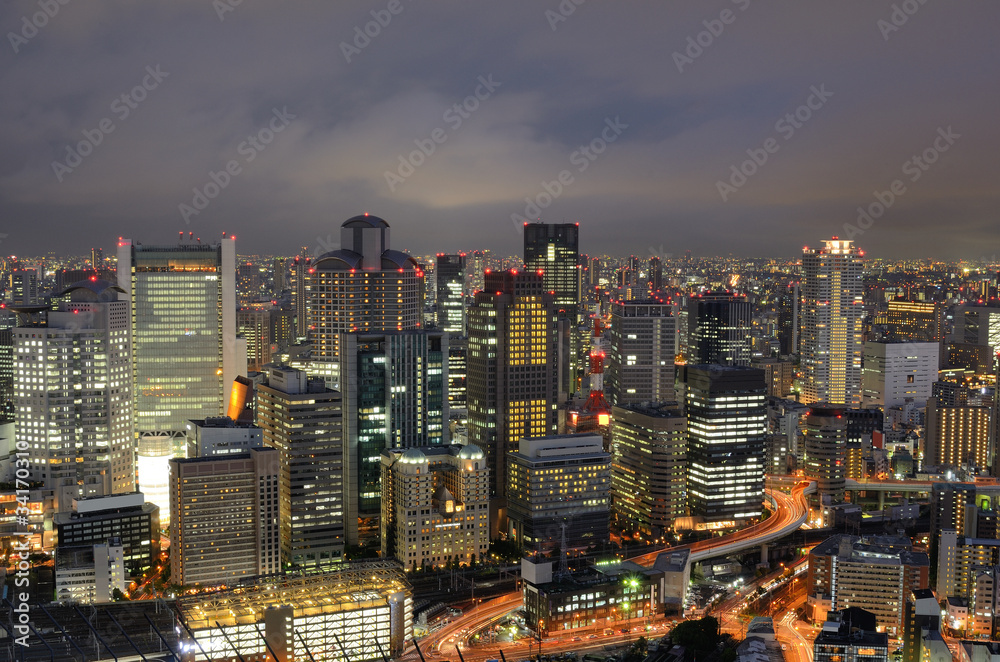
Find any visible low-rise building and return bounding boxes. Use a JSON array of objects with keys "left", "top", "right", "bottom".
[
  {"left": 813, "top": 608, "right": 889, "bottom": 662},
  {"left": 53, "top": 492, "right": 159, "bottom": 574},
  {"left": 185, "top": 416, "right": 262, "bottom": 457},
  {"left": 54, "top": 539, "right": 127, "bottom": 604}
]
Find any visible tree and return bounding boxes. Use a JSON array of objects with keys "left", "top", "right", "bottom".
[{"left": 671, "top": 617, "right": 720, "bottom": 655}]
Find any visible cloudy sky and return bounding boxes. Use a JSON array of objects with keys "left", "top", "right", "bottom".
[{"left": 1, "top": 0, "right": 997, "bottom": 260}]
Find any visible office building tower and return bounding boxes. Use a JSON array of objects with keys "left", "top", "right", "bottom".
[
  {"left": 237, "top": 260, "right": 264, "bottom": 305},
  {"left": 681, "top": 364, "right": 767, "bottom": 523},
  {"left": 448, "top": 336, "right": 467, "bottom": 409},
  {"left": 380, "top": 444, "right": 489, "bottom": 570},
  {"left": 185, "top": 416, "right": 262, "bottom": 457},
  {"left": 800, "top": 238, "right": 864, "bottom": 406},
  {"left": 309, "top": 215, "right": 424, "bottom": 387},
  {"left": 55, "top": 540, "right": 127, "bottom": 605},
  {"left": 272, "top": 257, "right": 287, "bottom": 295},
  {"left": 808, "top": 535, "right": 929, "bottom": 636},
  {"left": 952, "top": 303, "right": 1000, "bottom": 352},
  {"left": 753, "top": 357, "right": 794, "bottom": 398},
  {"left": 925, "top": 399, "right": 991, "bottom": 470},
  {"left": 523, "top": 223, "right": 581, "bottom": 321},
  {"left": 777, "top": 281, "right": 799, "bottom": 355},
  {"left": 610, "top": 403, "right": 687, "bottom": 538},
  {"left": 648, "top": 256, "right": 662, "bottom": 293},
  {"left": 813, "top": 608, "right": 889, "bottom": 662},
  {"left": 238, "top": 307, "right": 273, "bottom": 371},
  {"left": 0, "top": 309, "right": 14, "bottom": 423},
  {"left": 467, "top": 250, "right": 487, "bottom": 293},
  {"left": 803, "top": 404, "right": 848, "bottom": 505},
  {"left": 876, "top": 298, "right": 944, "bottom": 342},
  {"left": 257, "top": 366, "right": 344, "bottom": 567},
  {"left": 8, "top": 270, "right": 39, "bottom": 305},
  {"left": 169, "top": 447, "right": 281, "bottom": 587},
  {"left": 467, "top": 270, "right": 558, "bottom": 510},
  {"left": 53, "top": 492, "right": 160, "bottom": 573},
  {"left": 687, "top": 292, "right": 753, "bottom": 366},
  {"left": 435, "top": 253, "right": 467, "bottom": 333},
  {"left": 90, "top": 247, "right": 104, "bottom": 269},
  {"left": 291, "top": 248, "right": 310, "bottom": 338},
  {"left": 861, "top": 341, "right": 939, "bottom": 409},
  {"left": 606, "top": 300, "right": 677, "bottom": 407},
  {"left": 117, "top": 236, "right": 243, "bottom": 460},
  {"left": 13, "top": 279, "right": 134, "bottom": 509},
  {"left": 507, "top": 434, "right": 611, "bottom": 555},
  {"left": 339, "top": 330, "right": 448, "bottom": 545},
  {"left": 175, "top": 562, "right": 413, "bottom": 662}
]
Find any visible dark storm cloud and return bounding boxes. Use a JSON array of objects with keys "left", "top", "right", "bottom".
[{"left": 0, "top": 0, "right": 997, "bottom": 260}]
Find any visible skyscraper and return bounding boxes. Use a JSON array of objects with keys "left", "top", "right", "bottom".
[
  {"left": 309, "top": 215, "right": 424, "bottom": 388},
  {"left": 648, "top": 256, "right": 662, "bottom": 293},
  {"left": 117, "top": 237, "right": 243, "bottom": 460},
  {"left": 291, "top": 248, "right": 310, "bottom": 338},
  {"left": 272, "top": 256, "right": 287, "bottom": 296},
  {"left": 339, "top": 330, "right": 449, "bottom": 545},
  {"left": 861, "top": 341, "right": 939, "bottom": 408},
  {"left": 0, "top": 308, "right": 14, "bottom": 424},
  {"left": 256, "top": 366, "right": 345, "bottom": 568},
  {"left": 8, "top": 270, "right": 39, "bottom": 305},
  {"left": 681, "top": 364, "right": 766, "bottom": 523},
  {"left": 435, "top": 253, "right": 467, "bottom": 333},
  {"left": 687, "top": 292, "right": 752, "bottom": 366},
  {"left": 237, "top": 307, "right": 273, "bottom": 371},
  {"left": 13, "top": 279, "right": 134, "bottom": 510},
  {"left": 606, "top": 299, "right": 677, "bottom": 406},
  {"left": 523, "top": 223, "right": 581, "bottom": 321},
  {"left": 467, "top": 270, "right": 558, "bottom": 517},
  {"left": 800, "top": 238, "right": 864, "bottom": 406},
  {"left": 803, "top": 404, "right": 848, "bottom": 505}
]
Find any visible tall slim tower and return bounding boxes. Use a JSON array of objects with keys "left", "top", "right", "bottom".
[
  {"left": 681, "top": 364, "right": 766, "bottom": 523},
  {"left": 523, "top": 223, "right": 581, "bottom": 321},
  {"left": 800, "top": 238, "right": 864, "bottom": 406},
  {"left": 13, "top": 279, "right": 134, "bottom": 510},
  {"left": 803, "top": 404, "right": 847, "bottom": 506},
  {"left": 467, "top": 270, "right": 558, "bottom": 528},
  {"left": 292, "top": 248, "right": 310, "bottom": 338},
  {"left": 118, "top": 236, "right": 243, "bottom": 461},
  {"left": 308, "top": 215, "right": 424, "bottom": 388},
  {"left": 256, "top": 366, "right": 345, "bottom": 568}
]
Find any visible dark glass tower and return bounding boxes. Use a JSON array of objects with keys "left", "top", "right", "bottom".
[
  {"left": 435, "top": 253, "right": 467, "bottom": 334},
  {"left": 687, "top": 292, "right": 753, "bottom": 366},
  {"left": 523, "top": 223, "right": 581, "bottom": 321}
]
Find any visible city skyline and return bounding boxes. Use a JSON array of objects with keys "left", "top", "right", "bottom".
[{"left": 1, "top": 2, "right": 997, "bottom": 259}]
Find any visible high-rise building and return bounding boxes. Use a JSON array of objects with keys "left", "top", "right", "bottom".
[
  {"left": 435, "top": 253, "right": 467, "bottom": 333},
  {"left": 448, "top": 336, "right": 467, "bottom": 409},
  {"left": 507, "top": 434, "right": 611, "bottom": 555},
  {"left": 291, "top": 248, "right": 310, "bottom": 338},
  {"left": 309, "top": 215, "right": 424, "bottom": 388},
  {"left": 924, "top": 399, "right": 991, "bottom": 470},
  {"left": 8, "top": 270, "right": 39, "bottom": 305},
  {"left": 861, "top": 341, "right": 939, "bottom": 409},
  {"left": 117, "top": 237, "right": 243, "bottom": 460},
  {"left": 803, "top": 404, "right": 848, "bottom": 505},
  {"left": 523, "top": 223, "right": 581, "bottom": 321},
  {"left": 606, "top": 300, "right": 677, "bottom": 407},
  {"left": 13, "top": 279, "right": 134, "bottom": 509},
  {"left": 339, "top": 330, "right": 448, "bottom": 545},
  {"left": 238, "top": 307, "right": 273, "bottom": 371},
  {"left": 687, "top": 292, "right": 752, "bottom": 366},
  {"left": 256, "top": 366, "right": 345, "bottom": 567},
  {"left": 648, "top": 256, "right": 662, "bottom": 293},
  {"left": 467, "top": 270, "right": 558, "bottom": 514},
  {"left": 185, "top": 416, "right": 262, "bottom": 457},
  {"left": 380, "top": 444, "right": 489, "bottom": 570},
  {"left": 753, "top": 357, "right": 794, "bottom": 398},
  {"left": 169, "top": 447, "right": 281, "bottom": 587},
  {"left": 237, "top": 260, "right": 264, "bottom": 306},
  {"left": 876, "top": 298, "right": 944, "bottom": 342},
  {"left": 800, "top": 238, "right": 864, "bottom": 406},
  {"left": 272, "top": 256, "right": 287, "bottom": 296},
  {"left": 0, "top": 309, "right": 15, "bottom": 424},
  {"left": 681, "top": 364, "right": 766, "bottom": 523},
  {"left": 951, "top": 303, "right": 1000, "bottom": 352},
  {"left": 610, "top": 403, "right": 687, "bottom": 538},
  {"left": 90, "top": 247, "right": 105, "bottom": 269}
]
